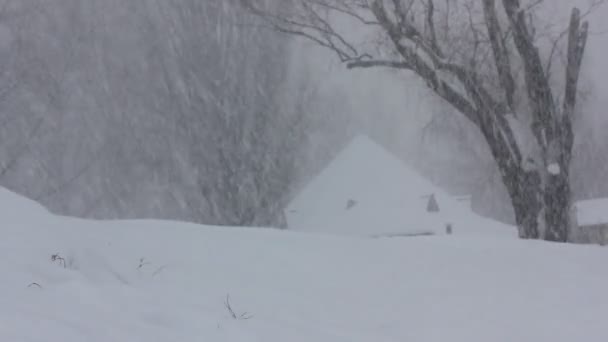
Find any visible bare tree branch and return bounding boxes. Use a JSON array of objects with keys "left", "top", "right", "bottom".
[
  {"left": 346, "top": 59, "right": 410, "bottom": 69},
  {"left": 483, "top": 0, "right": 516, "bottom": 110},
  {"left": 502, "top": 0, "right": 556, "bottom": 146},
  {"left": 425, "top": 0, "right": 441, "bottom": 55},
  {"left": 563, "top": 9, "right": 588, "bottom": 118},
  {"left": 307, "top": 0, "right": 379, "bottom": 25},
  {"left": 561, "top": 8, "right": 589, "bottom": 165}
]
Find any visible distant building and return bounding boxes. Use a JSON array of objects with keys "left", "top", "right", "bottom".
[
  {"left": 572, "top": 198, "right": 608, "bottom": 245},
  {"left": 284, "top": 135, "right": 515, "bottom": 238}
]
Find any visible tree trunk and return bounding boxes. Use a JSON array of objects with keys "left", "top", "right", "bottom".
[
  {"left": 505, "top": 168, "right": 542, "bottom": 239},
  {"left": 500, "top": 163, "right": 571, "bottom": 241},
  {"left": 543, "top": 171, "right": 571, "bottom": 242}
]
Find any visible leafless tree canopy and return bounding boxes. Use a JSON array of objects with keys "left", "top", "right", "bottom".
[{"left": 242, "top": 0, "right": 603, "bottom": 241}]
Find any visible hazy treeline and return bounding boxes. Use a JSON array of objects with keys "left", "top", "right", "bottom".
[{"left": 0, "top": 0, "right": 317, "bottom": 226}]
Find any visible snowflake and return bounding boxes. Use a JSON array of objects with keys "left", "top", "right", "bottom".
[{"left": 547, "top": 163, "right": 560, "bottom": 175}]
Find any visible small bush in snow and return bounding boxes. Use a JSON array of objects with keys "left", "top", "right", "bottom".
[
  {"left": 51, "top": 253, "right": 66, "bottom": 268},
  {"left": 50, "top": 253, "right": 77, "bottom": 269},
  {"left": 136, "top": 258, "right": 167, "bottom": 278}
]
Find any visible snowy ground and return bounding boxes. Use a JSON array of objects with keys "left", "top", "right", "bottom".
[{"left": 1, "top": 188, "right": 607, "bottom": 342}]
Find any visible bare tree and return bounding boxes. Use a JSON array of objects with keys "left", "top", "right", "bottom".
[{"left": 241, "top": 0, "right": 601, "bottom": 242}]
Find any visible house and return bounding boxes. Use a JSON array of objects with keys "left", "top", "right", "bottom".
[
  {"left": 572, "top": 198, "right": 608, "bottom": 245},
  {"left": 285, "top": 135, "right": 516, "bottom": 238}
]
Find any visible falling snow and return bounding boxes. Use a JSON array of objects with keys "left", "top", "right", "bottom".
[
  {"left": 1, "top": 1, "right": 608, "bottom": 340},
  {"left": 548, "top": 163, "right": 561, "bottom": 175}
]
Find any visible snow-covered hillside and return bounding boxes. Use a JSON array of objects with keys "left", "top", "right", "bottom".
[{"left": 2, "top": 187, "right": 607, "bottom": 342}]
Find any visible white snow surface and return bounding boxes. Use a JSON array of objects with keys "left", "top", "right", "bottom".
[
  {"left": 575, "top": 197, "right": 608, "bottom": 226},
  {"left": 286, "top": 135, "right": 516, "bottom": 238},
  {"left": 2, "top": 187, "right": 608, "bottom": 342}
]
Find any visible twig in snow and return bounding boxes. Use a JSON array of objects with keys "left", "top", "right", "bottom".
[
  {"left": 137, "top": 258, "right": 151, "bottom": 270},
  {"left": 51, "top": 254, "right": 66, "bottom": 268},
  {"left": 224, "top": 294, "right": 253, "bottom": 320},
  {"left": 151, "top": 265, "right": 168, "bottom": 277}
]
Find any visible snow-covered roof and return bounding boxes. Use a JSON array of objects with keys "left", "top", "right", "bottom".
[
  {"left": 285, "top": 135, "right": 514, "bottom": 238},
  {"left": 575, "top": 198, "right": 608, "bottom": 227}
]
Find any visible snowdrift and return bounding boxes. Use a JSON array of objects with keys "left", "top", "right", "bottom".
[{"left": 1, "top": 188, "right": 607, "bottom": 342}]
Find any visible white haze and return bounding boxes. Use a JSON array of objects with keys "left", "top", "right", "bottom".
[{"left": 0, "top": 0, "right": 607, "bottom": 225}]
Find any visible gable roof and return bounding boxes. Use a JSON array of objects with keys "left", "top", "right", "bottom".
[{"left": 285, "top": 135, "right": 514, "bottom": 237}]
